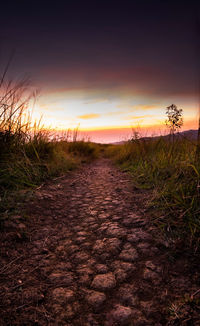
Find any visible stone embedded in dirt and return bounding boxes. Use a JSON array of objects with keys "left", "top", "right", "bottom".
[
  {"left": 123, "top": 242, "right": 133, "bottom": 250},
  {"left": 117, "top": 286, "right": 138, "bottom": 306},
  {"left": 56, "top": 245, "right": 66, "bottom": 253},
  {"left": 18, "top": 223, "right": 26, "bottom": 229},
  {"left": 56, "top": 262, "right": 72, "bottom": 271},
  {"left": 112, "top": 216, "right": 122, "bottom": 221},
  {"left": 119, "top": 247, "right": 138, "bottom": 262},
  {"left": 114, "top": 268, "right": 128, "bottom": 282},
  {"left": 73, "top": 226, "right": 83, "bottom": 232},
  {"left": 73, "top": 251, "right": 89, "bottom": 262},
  {"left": 137, "top": 242, "right": 150, "bottom": 249},
  {"left": 127, "top": 230, "right": 152, "bottom": 243},
  {"left": 140, "top": 301, "right": 163, "bottom": 321},
  {"left": 91, "top": 273, "right": 116, "bottom": 291},
  {"left": 86, "top": 217, "right": 96, "bottom": 223},
  {"left": 89, "top": 223, "right": 99, "bottom": 230},
  {"left": 99, "top": 213, "right": 109, "bottom": 219},
  {"left": 64, "top": 304, "right": 75, "bottom": 319},
  {"left": 86, "top": 313, "right": 100, "bottom": 326},
  {"left": 93, "top": 239, "right": 105, "bottom": 254},
  {"left": 106, "top": 225, "right": 126, "bottom": 237},
  {"left": 79, "top": 274, "right": 91, "bottom": 286},
  {"left": 97, "top": 225, "right": 108, "bottom": 234},
  {"left": 145, "top": 261, "right": 157, "bottom": 271},
  {"left": 81, "top": 242, "right": 91, "bottom": 249},
  {"left": 100, "top": 253, "right": 112, "bottom": 261},
  {"left": 77, "top": 265, "right": 93, "bottom": 275},
  {"left": 112, "top": 200, "right": 121, "bottom": 205},
  {"left": 75, "top": 237, "right": 86, "bottom": 244},
  {"left": 95, "top": 264, "right": 109, "bottom": 273},
  {"left": 127, "top": 234, "right": 141, "bottom": 243},
  {"left": 86, "top": 290, "right": 106, "bottom": 308},
  {"left": 105, "top": 197, "right": 112, "bottom": 201},
  {"left": 90, "top": 210, "right": 98, "bottom": 216},
  {"left": 121, "top": 261, "right": 136, "bottom": 272},
  {"left": 77, "top": 231, "right": 88, "bottom": 236},
  {"left": 62, "top": 239, "right": 73, "bottom": 247},
  {"left": 93, "top": 238, "right": 121, "bottom": 255},
  {"left": 52, "top": 288, "right": 74, "bottom": 303},
  {"left": 68, "top": 245, "right": 79, "bottom": 254},
  {"left": 49, "top": 272, "right": 74, "bottom": 285},
  {"left": 137, "top": 231, "right": 152, "bottom": 241},
  {"left": 143, "top": 268, "right": 160, "bottom": 285},
  {"left": 108, "top": 305, "right": 133, "bottom": 325},
  {"left": 52, "top": 303, "right": 62, "bottom": 315},
  {"left": 77, "top": 267, "right": 93, "bottom": 286},
  {"left": 106, "top": 238, "right": 121, "bottom": 254},
  {"left": 122, "top": 218, "right": 135, "bottom": 227},
  {"left": 137, "top": 243, "right": 152, "bottom": 256},
  {"left": 112, "top": 260, "right": 135, "bottom": 273},
  {"left": 127, "top": 213, "right": 139, "bottom": 219},
  {"left": 140, "top": 300, "right": 154, "bottom": 314},
  {"left": 22, "top": 287, "right": 44, "bottom": 303}
]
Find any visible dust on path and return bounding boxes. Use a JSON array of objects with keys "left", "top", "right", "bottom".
[{"left": 0, "top": 159, "right": 199, "bottom": 325}]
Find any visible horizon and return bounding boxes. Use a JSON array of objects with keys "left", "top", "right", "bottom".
[{"left": 38, "top": 126, "right": 199, "bottom": 144}]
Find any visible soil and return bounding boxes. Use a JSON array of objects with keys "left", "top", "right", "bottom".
[{"left": 0, "top": 159, "right": 199, "bottom": 325}]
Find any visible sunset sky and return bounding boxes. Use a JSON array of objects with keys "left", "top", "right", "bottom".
[{"left": 1, "top": 1, "right": 199, "bottom": 142}]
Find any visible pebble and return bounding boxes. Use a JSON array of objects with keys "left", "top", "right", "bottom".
[
  {"left": 86, "top": 291, "right": 106, "bottom": 308},
  {"left": 108, "top": 305, "right": 133, "bottom": 325},
  {"left": 52, "top": 288, "right": 74, "bottom": 303},
  {"left": 119, "top": 248, "right": 138, "bottom": 262},
  {"left": 91, "top": 273, "right": 116, "bottom": 290}
]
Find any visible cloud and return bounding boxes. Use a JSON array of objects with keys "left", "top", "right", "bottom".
[
  {"left": 77, "top": 113, "right": 100, "bottom": 119},
  {"left": 38, "top": 63, "right": 197, "bottom": 98},
  {"left": 129, "top": 114, "right": 153, "bottom": 119}
]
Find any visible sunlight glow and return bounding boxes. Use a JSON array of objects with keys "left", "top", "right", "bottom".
[{"left": 31, "top": 90, "right": 198, "bottom": 142}]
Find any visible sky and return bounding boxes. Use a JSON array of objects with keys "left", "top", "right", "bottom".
[{"left": 0, "top": 0, "right": 199, "bottom": 142}]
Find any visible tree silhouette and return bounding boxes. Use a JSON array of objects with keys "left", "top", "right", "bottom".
[{"left": 165, "top": 104, "right": 183, "bottom": 141}]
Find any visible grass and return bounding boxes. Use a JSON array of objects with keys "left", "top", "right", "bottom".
[
  {"left": 106, "top": 136, "right": 200, "bottom": 248},
  {"left": 0, "top": 133, "right": 101, "bottom": 219},
  {"left": 0, "top": 74, "right": 100, "bottom": 222},
  {"left": 167, "top": 290, "right": 200, "bottom": 325}
]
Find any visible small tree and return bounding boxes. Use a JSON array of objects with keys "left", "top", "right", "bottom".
[{"left": 165, "top": 104, "right": 183, "bottom": 142}]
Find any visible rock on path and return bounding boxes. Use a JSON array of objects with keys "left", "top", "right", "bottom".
[{"left": 1, "top": 159, "right": 191, "bottom": 325}]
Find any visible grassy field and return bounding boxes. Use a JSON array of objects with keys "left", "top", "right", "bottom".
[{"left": 106, "top": 136, "right": 200, "bottom": 248}]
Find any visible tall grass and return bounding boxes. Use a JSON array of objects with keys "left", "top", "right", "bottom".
[
  {"left": 0, "top": 74, "right": 100, "bottom": 220},
  {"left": 106, "top": 136, "right": 200, "bottom": 247}
]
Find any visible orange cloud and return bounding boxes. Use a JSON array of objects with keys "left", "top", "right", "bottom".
[
  {"left": 129, "top": 114, "right": 153, "bottom": 119},
  {"left": 77, "top": 113, "right": 100, "bottom": 119}
]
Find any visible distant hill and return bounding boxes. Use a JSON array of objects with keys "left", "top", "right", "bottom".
[
  {"left": 111, "top": 141, "right": 127, "bottom": 145},
  {"left": 142, "top": 129, "right": 198, "bottom": 142},
  {"left": 110, "top": 130, "right": 198, "bottom": 144},
  {"left": 176, "top": 129, "right": 198, "bottom": 140}
]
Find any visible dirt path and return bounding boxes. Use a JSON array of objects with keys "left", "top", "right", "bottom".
[{"left": 0, "top": 159, "right": 199, "bottom": 325}]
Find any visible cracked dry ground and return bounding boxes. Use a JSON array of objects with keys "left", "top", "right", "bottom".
[{"left": 1, "top": 159, "right": 199, "bottom": 325}]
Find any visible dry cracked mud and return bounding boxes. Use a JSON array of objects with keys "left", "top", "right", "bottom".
[{"left": 0, "top": 159, "right": 199, "bottom": 325}]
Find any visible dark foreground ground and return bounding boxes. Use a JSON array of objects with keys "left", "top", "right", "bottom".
[{"left": 0, "top": 159, "right": 199, "bottom": 325}]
